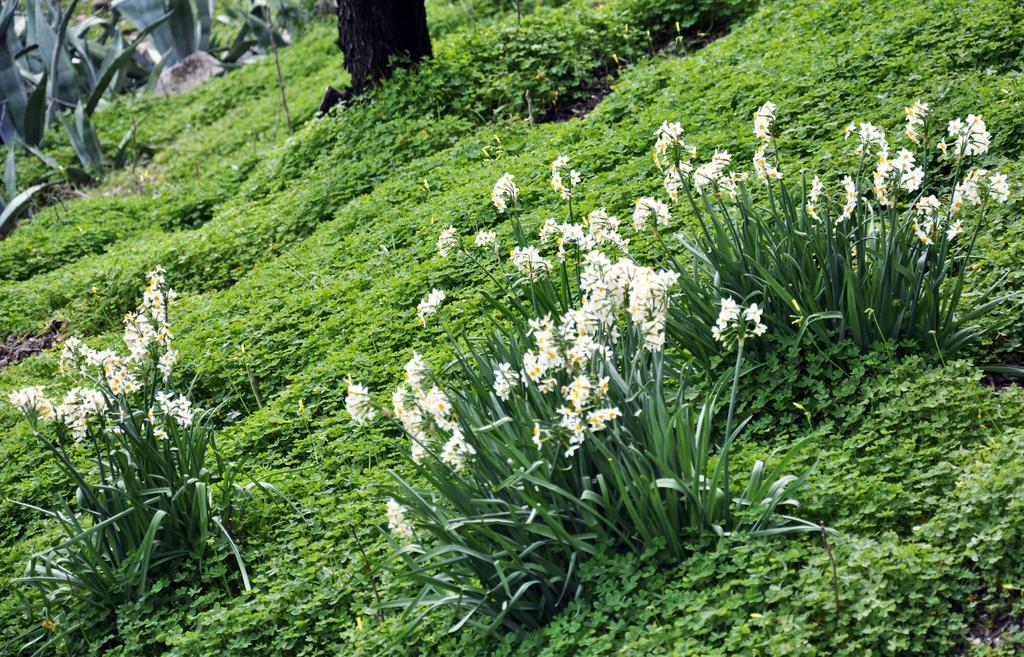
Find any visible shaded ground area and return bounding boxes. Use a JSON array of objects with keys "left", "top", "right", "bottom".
[
  {"left": 964, "top": 605, "right": 1024, "bottom": 654},
  {"left": 544, "top": 26, "right": 730, "bottom": 122},
  {"left": 980, "top": 352, "right": 1024, "bottom": 388},
  {"left": 0, "top": 321, "right": 63, "bottom": 369}
]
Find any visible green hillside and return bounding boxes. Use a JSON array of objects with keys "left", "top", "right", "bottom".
[{"left": 1, "top": 0, "right": 1023, "bottom": 655}]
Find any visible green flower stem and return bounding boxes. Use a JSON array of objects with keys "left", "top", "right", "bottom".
[{"left": 723, "top": 337, "right": 745, "bottom": 520}]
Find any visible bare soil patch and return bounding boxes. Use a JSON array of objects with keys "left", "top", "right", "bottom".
[{"left": 0, "top": 320, "right": 64, "bottom": 369}]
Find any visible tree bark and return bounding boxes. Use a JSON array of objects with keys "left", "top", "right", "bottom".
[{"left": 335, "top": 0, "right": 432, "bottom": 96}]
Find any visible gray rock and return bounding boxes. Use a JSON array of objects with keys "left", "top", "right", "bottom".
[{"left": 153, "top": 51, "right": 225, "bottom": 97}]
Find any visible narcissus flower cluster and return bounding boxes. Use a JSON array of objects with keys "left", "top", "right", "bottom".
[
  {"left": 550, "top": 155, "right": 581, "bottom": 200},
  {"left": 711, "top": 298, "right": 767, "bottom": 349},
  {"left": 354, "top": 99, "right": 1011, "bottom": 542},
  {"left": 491, "top": 173, "right": 519, "bottom": 212},
  {"left": 8, "top": 268, "right": 199, "bottom": 443},
  {"left": 654, "top": 101, "right": 1013, "bottom": 244}
]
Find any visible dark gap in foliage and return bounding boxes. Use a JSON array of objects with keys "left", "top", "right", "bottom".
[
  {"left": 0, "top": 319, "right": 63, "bottom": 369},
  {"left": 541, "top": 24, "right": 731, "bottom": 123},
  {"left": 158, "top": 182, "right": 240, "bottom": 231},
  {"left": 962, "top": 601, "right": 1024, "bottom": 654},
  {"left": 980, "top": 350, "right": 1024, "bottom": 389}
]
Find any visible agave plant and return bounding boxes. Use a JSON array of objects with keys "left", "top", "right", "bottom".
[
  {"left": 217, "top": 1, "right": 291, "bottom": 64},
  {"left": 0, "top": 0, "right": 168, "bottom": 174},
  {"left": 0, "top": 145, "right": 47, "bottom": 237},
  {"left": 111, "top": 0, "right": 213, "bottom": 66}
]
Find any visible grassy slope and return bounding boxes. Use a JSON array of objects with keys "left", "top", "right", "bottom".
[{"left": 1, "top": 0, "right": 1024, "bottom": 655}]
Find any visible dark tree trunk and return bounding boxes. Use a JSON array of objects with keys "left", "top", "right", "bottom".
[{"left": 335, "top": 0, "right": 432, "bottom": 96}]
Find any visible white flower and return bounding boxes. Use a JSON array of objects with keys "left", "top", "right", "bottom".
[
  {"left": 410, "top": 432, "right": 428, "bottom": 464},
  {"left": 158, "top": 349, "right": 179, "bottom": 380},
  {"left": 693, "top": 150, "right": 733, "bottom": 192},
  {"left": 345, "top": 381, "right": 375, "bottom": 425},
  {"left": 532, "top": 421, "right": 545, "bottom": 450},
  {"left": 632, "top": 197, "right": 671, "bottom": 231},
  {"left": 387, "top": 499, "right": 414, "bottom": 539},
  {"left": 72, "top": 388, "right": 106, "bottom": 414},
  {"left": 655, "top": 121, "right": 684, "bottom": 148},
  {"left": 403, "top": 351, "right": 428, "bottom": 390},
  {"left": 393, "top": 385, "right": 425, "bottom": 437},
  {"left": 123, "top": 312, "right": 157, "bottom": 361},
  {"left": 838, "top": 175, "right": 858, "bottom": 223},
  {"left": 904, "top": 101, "right": 928, "bottom": 144},
  {"left": 948, "top": 114, "right": 991, "bottom": 158},
  {"left": 964, "top": 114, "right": 991, "bottom": 156},
  {"left": 808, "top": 176, "right": 824, "bottom": 202},
  {"left": 564, "top": 375, "right": 592, "bottom": 413},
  {"left": 753, "top": 145, "right": 781, "bottom": 182},
  {"left": 915, "top": 195, "right": 941, "bottom": 216},
  {"left": 946, "top": 219, "right": 964, "bottom": 241},
  {"left": 8, "top": 386, "right": 55, "bottom": 421},
  {"left": 712, "top": 299, "right": 766, "bottom": 345},
  {"left": 586, "top": 208, "right": 627, "bottom": 250},
  {"left": 492, "top": 363, "right": 520, "bottom": 401},
  {"left": 663, "top": 165, "right": 684, "bottom": 201},
  {"left": 900, "top": 167, "right": 924, "bottom": 192},
  {"left": 58, "top": 336, "right": 85, "bottom": 375},
  {"left": 541, "top": 221, "right": 592, "bottom": 261},
  {"left": 422, "top": 385, "right": 453, "bottom": 427},
  {"left": 872, "top": 158, "right": 893, "bottom": 207},
  {"left": 509, "top": 246, "right": 550, "bottom": 279},
  {"left": 104, "top": 359, "right": 141, "bottom": 395},
  {"left": 959, "top": 170, "right": 984, "bottom": 205},
  {"left": 417, "top": 289, "right": 446, "bottom": 325},
  {"left": 436, "top": 226, "right": 459, "bottom": 258},
  {"left": 523, "top": 350, "right": 553, "bottom": 384},
  {"left": 624, "top": 265, "right": 679, "bottom": 351},
  {"left": 654, "top": 121, "right": 684, "bottom": 159},
  {"left": 558, "top": 407, "right": 586, "bottom": 457},
  {"left": 551, "top": 156, "right": 579, "bottom": 200},
  {"left": 891, "top": 148, "right": 916, "bottom": 172},
  {"left": 989, "top": 172, "right": 1010, "bottom": 203},
  {"left": 491, "top": 173, "right": 519, "bottom": 212},
  {"left": 716, "top": 297, "right": 741, "bottom": 328},
  {"left": 753, "top": 101, "right": 777, "bottom": 141},
  {"left": 653, "top": 120, "right": 697, "bottom": 174},
  {"left": 474, "top": 230, "right": 497, "bottom": 248},
  {"left": 552, "top": 171, "right": 564, "bottom": 197},
  {"left": 156, "top": 390, "right": 195, "bottom": 427},
  {"left": 914, "top": 220, "right": 935, "bottom": 245},
  {"left": 586, "top": 407, "right": 622, "bottom": 432},
  {"left": 806, "top": 176, "right": 824, "bottom": 221},
  {"left": 852, "top": 122, "right": 888, "bottom": 155},
  {"left": 440, "top": 428, "right": 475, "bottom": 471}
]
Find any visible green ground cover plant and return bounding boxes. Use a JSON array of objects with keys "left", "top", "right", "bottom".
[
  {"left": 0, "top": 0, "right": 1022, "bottom": 655},
  {"left": 0, "top": 0, "right": 741, "bottom": 339}
]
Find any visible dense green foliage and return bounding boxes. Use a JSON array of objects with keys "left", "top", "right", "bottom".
[{"left": 0, "top": 0, "right": 1023, "bottom": 655}]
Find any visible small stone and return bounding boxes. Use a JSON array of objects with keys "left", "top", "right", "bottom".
[{"left": 153, "top": 51, "right": 225, "bottom": 97}]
